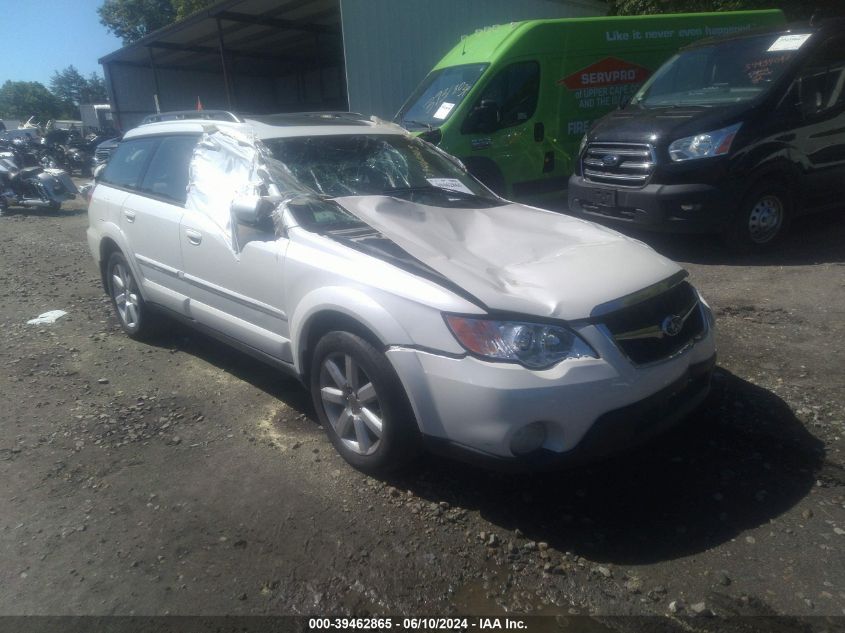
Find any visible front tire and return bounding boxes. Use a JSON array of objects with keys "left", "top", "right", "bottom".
[
  {"left": 106, "top": 251, "right": 157, "bottom": 339},
  {"left": 724, "top": 182, "right": 792, "bottom": 253},
  {"left": 310, "top": 331, "right": 421, "bottom": 474}
]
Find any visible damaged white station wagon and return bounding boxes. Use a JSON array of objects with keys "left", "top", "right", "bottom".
[{"left": 87, "top": 111, "right": 716, "bottom": 473}]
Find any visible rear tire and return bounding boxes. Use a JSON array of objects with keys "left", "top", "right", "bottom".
[
  {"left": 310, "top": 331, "right": 421, "bottom": 475},
  {"left": 724, "top": 182, "right": 792, "bottom": 254},
  {"left": 106, "top": 251, "right": 159, "bottom": 340}
]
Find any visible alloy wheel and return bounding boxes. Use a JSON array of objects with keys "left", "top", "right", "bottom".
[
  {"left": 319, "top": 353, "right": 383, "bottom": 456},
  {"left": 111, "top": 262, "right": 140, "bottom": 329}
]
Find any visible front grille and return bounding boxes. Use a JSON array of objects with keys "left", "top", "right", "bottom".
[
  {"left": 582, "top": 142, "right": 655, "bottom": 187},
  {"left": 600, "top": 281, "right": 704, "bottom": 365},
  {"left": 94, "top": 148, "right": 112, "bottom": 163}
]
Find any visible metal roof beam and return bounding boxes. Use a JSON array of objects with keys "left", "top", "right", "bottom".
[{"left": 215, "top": 10, "right": 339, "bottom": 35}]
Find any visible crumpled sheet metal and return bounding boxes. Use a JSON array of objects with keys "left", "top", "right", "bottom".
[
  {"left": 331, "top": 195, "right": 682, "bottom": 321},
  {"left": 186, "top": 128, "right": 267, "bottom": 251},
  {"left": 186, "top": 128, "right": 309, "bottom": 250}
]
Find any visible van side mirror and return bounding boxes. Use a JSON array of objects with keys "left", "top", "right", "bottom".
[
  {"left": 93, "top": 163, "right": 106, "bottom": 180},
  {"left": 463, "top": 99, "right": 500, "bottom": 134},
  {"left": 231, "top": 194, "right": 275, "bottom": 226}
]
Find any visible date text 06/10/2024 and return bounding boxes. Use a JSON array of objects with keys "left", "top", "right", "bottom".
[{"left": 308, "top": 618, "right": 528, "bottom": 630}]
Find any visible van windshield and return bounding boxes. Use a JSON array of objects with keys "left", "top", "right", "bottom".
[
  {"left": 396, "top": 63, "right": 488, "bottom": 130},
  {"left": 631, "top": 33, "right": 810, "bottom": 107}
]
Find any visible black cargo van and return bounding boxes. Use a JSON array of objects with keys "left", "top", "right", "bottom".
[{"left": 568, "top": 19, "right": 845, "bottom": 251}]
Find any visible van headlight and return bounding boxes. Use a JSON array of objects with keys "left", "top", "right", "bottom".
[
  {"left": 668, "top": 123, "right": 741, "bottom": 162},
  {"left": 444, "top": 315, "right": 597, "bottom": 369},
  {"left": 578, "top": 133, "right": 588, "bottom": 157}
]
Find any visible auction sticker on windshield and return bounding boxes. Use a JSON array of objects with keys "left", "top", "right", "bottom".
[
  {"left": 768, "top": 33, "right": 811, "bottom": 51},
  {"left": 433, "top": 102, "right": 456, "bottom": 120},
  {"left": 427, "top": 178, "right": 473, "bottom": 194}
]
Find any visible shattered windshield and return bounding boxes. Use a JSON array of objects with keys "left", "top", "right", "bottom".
[
  {"left": 631, "top": 33, "right": 807, "bottom": 107},
  {"left": 395, "top": 63, "right": 488, "bottom": 130},
  {"left": 263, "top": 134, "right": 501, "bottom": 206}
]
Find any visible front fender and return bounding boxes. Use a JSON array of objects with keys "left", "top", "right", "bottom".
[{"left": 289, "top": 286, "right": 413, "bottom": 374}]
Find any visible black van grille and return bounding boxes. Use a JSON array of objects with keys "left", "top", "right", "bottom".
[
  {"left": 582, "top": 142, "right": 655, "bottom": 187},
  {"left": 94, "top": 148, "right": 113, "bottom": 163},
  {"left": 600, "top": 281, "right": 704, "bottom": 365}
]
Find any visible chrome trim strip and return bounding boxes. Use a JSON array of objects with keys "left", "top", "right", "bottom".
[
  {"left": 135, "top": 253, "right": 179, "bottom": 277},
  {"left": 590, "top": 270, "right": 689, "bottom": 318},
  {"left": 583, "top": 169, "right": 648, "bottom": 182},
  {"left": 181, "top": 272, "right": 287, "bottom": 321}
]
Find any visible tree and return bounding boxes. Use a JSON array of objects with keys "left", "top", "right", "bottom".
[
  {"left": 608, "top": 0, "right": 840, "bottom": 20},
  {"left": 0, "top": 81, "right": 64, "bottom": 123},
  {"left": 50, "top": 66, "right": 109, "bottom": 107},
  {"left": 98, "top": 0, "right": 175, "bottom": 45},
  {"left": 98, "top": 0, "right": 217, "bottom": 44},
  {"left": 172, "top": 0, "right": 215, "bottom": 20}
]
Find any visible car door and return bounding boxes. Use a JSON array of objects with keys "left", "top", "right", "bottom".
[
  {"left": 117, "top": 135, "right": 198, "bottom": 314},
  {"left": 794, "top": 34, "right": 845, "bottom": 210},
  {"left": 460, "top": 60, "right": 550, "bottom": 199},
  {"left": 179, "top": 200, "right": 291, "bottom": 363}
]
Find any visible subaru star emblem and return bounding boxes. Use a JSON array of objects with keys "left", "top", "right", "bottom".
[
  {"left": 602, "top": 154, "right": 621, "bottom": 167},
  {"left": 661, "top": 315, "right": 684, "bottom": 337}
]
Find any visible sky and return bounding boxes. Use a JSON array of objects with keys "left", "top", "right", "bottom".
[{"left": 0, "top": 0, "right": 124, "bottom": 86}]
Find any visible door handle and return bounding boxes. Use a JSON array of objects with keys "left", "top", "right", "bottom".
[
  {"left": 123, "top": 209, "right": 136, "bottom": 223},
  {"left": 185, "top": 229, "right": 202, "bottom": 245}
]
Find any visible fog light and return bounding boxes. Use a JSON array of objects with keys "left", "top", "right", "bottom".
[
  {"left": 680, "top": 203, "right": 702, "bottom": 212},
  {"left": 510, "top": 422, "right": 547, "bottom": 456}
]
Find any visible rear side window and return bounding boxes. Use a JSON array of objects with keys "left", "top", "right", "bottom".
[
  {"left": 100, "top": 138, "right": 158, "bottom": 189},
  {"left": 140, "top": 135, "right": 199, "bottom": 204}
]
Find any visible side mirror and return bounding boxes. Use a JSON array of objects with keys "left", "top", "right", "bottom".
[
  {"left": 231, "top": 194, "right": 275, "bottom": 226},
  {"left": 463, "top": 99, "right": 500, "bottom": 134},
  {"left": 93, "top": 163, "right": 106, "bottom": 180}
]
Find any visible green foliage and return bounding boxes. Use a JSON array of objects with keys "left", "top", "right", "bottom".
[
  {"left": 172, "top": 0, "right": 215, "bottom": 20},
  {"left": 0, "top": 81, "right": 64, "bottom": 122},
  {"left": 608, "top": 0, "right": 837, "bottom": 21},
  {"left": 97, "top": 0, "right": 216, "bottom": 44},
  {"left": 50, "top": 66, "right": 109, "bottom": 108},
  {"left": 98, "top": 0, "right": 175, "bottom": 45}
]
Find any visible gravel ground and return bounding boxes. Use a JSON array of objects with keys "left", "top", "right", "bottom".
[{"left": 0, "top": 186, "right": 843, "bottom": 628}]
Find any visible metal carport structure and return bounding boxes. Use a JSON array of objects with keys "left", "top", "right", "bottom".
[{"left": 100, "top": 0, "right": 604, "bottom": 130}]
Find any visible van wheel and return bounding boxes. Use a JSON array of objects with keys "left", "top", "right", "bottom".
[
  {"left": 310, "top": 331, "right": 421, "bottom": 475},
  {"left": 724, "top": 183, "right": 791, "bottom": 253},
  {"left": 106, "top": 251, "right": 157, "bottom": 340}
]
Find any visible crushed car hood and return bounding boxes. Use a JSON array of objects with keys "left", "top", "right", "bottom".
[{"left": 332, "top": 196, "right": 682, "bottom": 320}]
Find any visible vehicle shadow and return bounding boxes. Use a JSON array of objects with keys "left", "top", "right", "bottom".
[
  {"left": 140, "top": 321, "right": 828, "bottom": 566},
  {"left": 388, "top": 368, "right": 827, "bottom": 565},
  {"left": 613, "top": 208, "right": 845, "bottom": 266},
  {"left": 146, "top": 320, "right": 315, "bottom": 416}
]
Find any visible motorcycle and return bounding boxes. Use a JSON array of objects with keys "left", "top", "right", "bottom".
[{"left": 0, "top": 146, "right": 78, "bottom": 215}]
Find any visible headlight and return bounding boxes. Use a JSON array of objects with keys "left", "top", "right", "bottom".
[
  {"left": 578, "top": 133, "right": 588, "bottom": 157},
  {"left": 668, "top": 123, "right": 741, "bottom": 162},
  {"left": 444, "top": 315, "right": 597, "bottom": 369}
]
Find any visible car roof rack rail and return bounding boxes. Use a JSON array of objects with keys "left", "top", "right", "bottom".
[{"left": 141, "top": 110, "right": 243, "bottom": 124}]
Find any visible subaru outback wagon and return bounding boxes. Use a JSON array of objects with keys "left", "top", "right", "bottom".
[{"left": 87, "top": 111, "right": 716, "bottom": 473}]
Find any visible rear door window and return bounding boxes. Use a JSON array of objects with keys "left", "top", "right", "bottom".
[
  {"left": 140, "top": 135, "right": 199, "bottom": 205},
  {"left": 100, "top": 138, "right": 158, "bottom": 189}
]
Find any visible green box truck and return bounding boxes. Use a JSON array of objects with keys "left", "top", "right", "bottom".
[{"left": 395, "top": 10, "right": 785, "bottom": 204}]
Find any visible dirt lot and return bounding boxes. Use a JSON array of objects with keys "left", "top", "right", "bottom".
[{"left": 1, "top": 186, "right": 843, "bottom": 628}]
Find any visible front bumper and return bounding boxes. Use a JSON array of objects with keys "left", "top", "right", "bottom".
[
  {"left": 386, "top": 322, "right": 716, "bottom": 469},
  {"left": 567, "top": 175, "right": 733, "bottom": 234}
]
